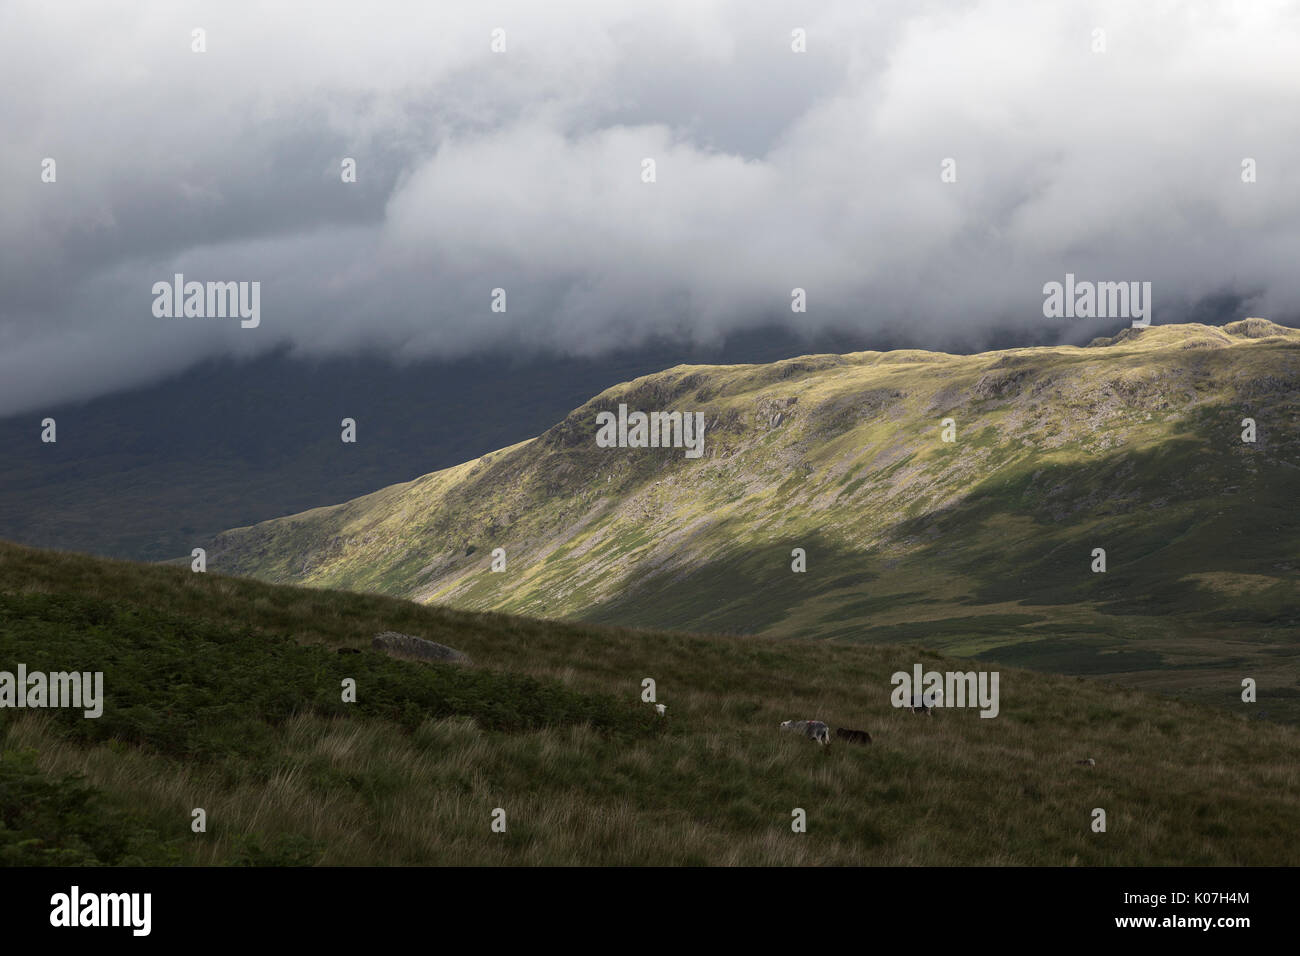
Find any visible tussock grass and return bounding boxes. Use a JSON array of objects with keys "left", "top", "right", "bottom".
[{"left": 3, "top": 540, "right": 1299, "bottom": 865}]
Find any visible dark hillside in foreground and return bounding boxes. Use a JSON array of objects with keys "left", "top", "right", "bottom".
[{"left": 2, "top": 539, "right": 1297, "bottom": 865}]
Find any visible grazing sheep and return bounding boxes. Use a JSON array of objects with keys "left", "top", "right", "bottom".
[
  {"left": 781, "top": 719, "right": 830, "bottom": 745},
  {"left": 1075, "top": 758, "right": 1096, "bottom": 767},
  {"left": 654, "top": 703, "right": 666, "bottom": 717},
  {"left": 835, "top": 727, "right": 872, "bottom": 745}
]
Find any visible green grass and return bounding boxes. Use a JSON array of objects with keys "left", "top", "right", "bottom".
[
  {"left": 0, "top": 592, "right": 656, "bottom": 759},
  {"left": 3, "top": 539, "right": 1300, "bottom": 865}
]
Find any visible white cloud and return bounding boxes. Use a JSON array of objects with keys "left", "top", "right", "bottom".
[{"left": 1, "top": 0, "right": 1298, "bottom": 414}]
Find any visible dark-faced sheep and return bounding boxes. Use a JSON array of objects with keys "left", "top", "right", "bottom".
[{"left": 835, "top": 727, "right": 872, "bottom": 745}]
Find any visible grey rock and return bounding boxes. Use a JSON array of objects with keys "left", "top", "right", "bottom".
[{"left": 372, "top": 631, "right": 472, "bottom": 664}]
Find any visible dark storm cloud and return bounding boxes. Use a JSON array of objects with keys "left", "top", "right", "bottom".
[{"left": 2, "top": 0, "right": 1298, "bottom": 415}]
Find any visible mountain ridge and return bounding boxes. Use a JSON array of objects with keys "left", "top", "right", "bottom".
[
  {"left": 205, "top": 320, "right": 1300, "bottom": 717},
  {"left": 0, "top": 326, "right": 886, "bottom": 561}
]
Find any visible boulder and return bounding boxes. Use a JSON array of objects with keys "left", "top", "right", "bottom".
[{"left": 371, "top": 631, "right": 472, "bottom": 664}]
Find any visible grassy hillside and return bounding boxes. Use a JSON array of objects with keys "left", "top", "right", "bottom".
[
  {"left": 0, "top": 327, "right": 884, "bottom": 562},
  {"left": 206, "top": 320, "right": 1300, "bottom": 719},
  {"left": 2, "top": 539, "right": 1298, "bottom": 865},
  {"left": 0, "top": 348, "right": 697, "bottom": 562}
]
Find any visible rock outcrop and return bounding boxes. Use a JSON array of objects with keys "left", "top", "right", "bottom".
[{"left": 372, "top": 631, "right": 472, "bottom": 664}]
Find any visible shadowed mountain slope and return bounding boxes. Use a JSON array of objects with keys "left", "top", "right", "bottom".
[{"left": 206, "top": 320, "right": 1300, "bottom": 716}]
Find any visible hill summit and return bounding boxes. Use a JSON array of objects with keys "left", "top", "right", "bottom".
[{"left": 207, "top": 321, "right": 1300, "bottom": 716}]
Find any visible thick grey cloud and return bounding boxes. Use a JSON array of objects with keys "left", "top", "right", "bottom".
[{"left": 2, "top": 0, "right": 1298, "bottom": 415}]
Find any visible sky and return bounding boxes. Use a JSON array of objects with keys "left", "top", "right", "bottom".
[{"left": 2, "top": 0, "right": 1299, "bottom": 416}]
